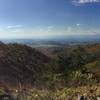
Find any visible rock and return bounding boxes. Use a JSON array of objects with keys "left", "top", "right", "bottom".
[
  {"left": 78, "top": 96, "right": 85, "bottom": 100},
  {"left": 97, "top": 97, "right": 100, "bottom": 100}
]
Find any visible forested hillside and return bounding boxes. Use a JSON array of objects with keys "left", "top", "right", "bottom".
[
  {"left": 0, "top": 43, "right": 100, "bottom": 99},
  {"left": 0, "top": 43, "right": 52, "bottom": 88}
]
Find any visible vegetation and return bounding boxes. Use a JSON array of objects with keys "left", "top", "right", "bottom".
[{"left": 0, "top": 43, "right": 100, "bottom": 99}]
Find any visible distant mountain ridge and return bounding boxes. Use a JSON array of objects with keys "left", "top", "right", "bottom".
[{"left": 0, "top": 35, "right": 100, "bottom": 46}]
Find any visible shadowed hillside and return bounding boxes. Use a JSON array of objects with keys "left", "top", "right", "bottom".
[{"left": 0, "top": 43, "right": 52, "bottom": 88}]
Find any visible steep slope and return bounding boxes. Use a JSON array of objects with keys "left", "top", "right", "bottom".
[{"left": 0, "top": 43, "right": 52, "bottom": 88}]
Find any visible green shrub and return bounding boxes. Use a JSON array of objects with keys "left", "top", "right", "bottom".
[{"left": 70, "top": 70, "right": 84, "bottom": 82}]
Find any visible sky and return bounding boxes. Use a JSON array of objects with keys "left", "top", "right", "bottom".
[{"left": 0, "top": 0, "right": 100, "bottom": 39}]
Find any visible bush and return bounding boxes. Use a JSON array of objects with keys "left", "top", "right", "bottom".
[{"left": 70, "top": 70, "right": 83, "bottom": 81}]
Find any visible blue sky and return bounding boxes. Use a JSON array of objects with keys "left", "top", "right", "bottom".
[{"left": 0, "top": 0, "right": 100, "bottom": 39}]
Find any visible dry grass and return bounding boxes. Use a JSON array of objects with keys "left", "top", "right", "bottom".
[{"left": 6, "top": 84, "right": 99, "bottom": 100}]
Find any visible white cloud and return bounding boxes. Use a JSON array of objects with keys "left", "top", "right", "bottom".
[
  {"left": 47, "top": 26, "right": 54, "bottom": 32},
  {"left": 7, "top": 25, "right": 22, "bottom": 29},
  {"left": 6, "top": 24, "right": 23, "bottom": 34},
  {"left": 76, "top": 24, "right": 80, "bottom": 26},
  {"left": 37, "top": 26, "right": 54, "bottom": 33},
  {"left": 0, "top": 25, "right": 100, "bottom": 39},
  {"left": 72, "top": 0, "right": 100, "bottom": 5},
  {"left": 11, "top": 29, "right": 23, "bottom": 33},
  {"left": 47, "top": 26, "right": 54, "bottom": 29}
]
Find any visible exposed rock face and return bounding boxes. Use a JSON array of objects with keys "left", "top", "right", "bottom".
[{"left": 0, "top": 43, "right": 51, "bottom": 88}]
